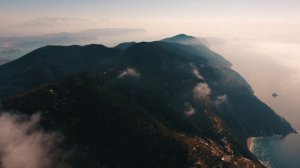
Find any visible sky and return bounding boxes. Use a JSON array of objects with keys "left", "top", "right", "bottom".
[{"left": 0, "top": 0, "right": 300, "bottom": 39}]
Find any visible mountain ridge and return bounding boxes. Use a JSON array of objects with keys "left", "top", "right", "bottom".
[{"left": 0, "top": 34, "right": 295, "bottom": 168}]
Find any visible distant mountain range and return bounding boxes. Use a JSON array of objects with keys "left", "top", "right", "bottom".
[
  {"left": 0, "top": 34, "right": 295, "bottom": 168},
  {"left": 0, "top": 28, "right": 145, "bottom": 60},
  {"left": 0, "top": 58, "right": 9, "bottom": 65}
]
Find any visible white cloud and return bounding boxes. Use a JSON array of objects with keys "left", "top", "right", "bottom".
[
  {"left": 191, "top": 63, "right": 205, "bottom": 80},
  {"left": 118, "top": 67, "right": 140, "bottom": 78},
  {"left": 0, "top": 113, "right": 66, "bottom": 168},
  {"left": 215, "top": 95, "right": 228, "bottom": 105},
  {"left": 193, "top": 83, "right": 211, "bottom": 100},
  {"left": 184, "top": 103, "right": 196, "bottom": 116}
]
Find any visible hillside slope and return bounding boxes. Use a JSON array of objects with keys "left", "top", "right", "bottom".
[{"left": 0, "top": 34, "right": 295, "bottom": 168}]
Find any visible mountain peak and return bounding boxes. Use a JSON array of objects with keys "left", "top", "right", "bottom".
[
  {"left": 161, "top": 34, "right": 206, "bottom": 47},
  {"left": 172, "top": 33, "right": 195, "bottom": 39}
]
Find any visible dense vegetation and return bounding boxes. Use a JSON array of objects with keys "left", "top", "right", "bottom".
[{"left": 0, "top": 34, "right": 295, "bottom": 167}]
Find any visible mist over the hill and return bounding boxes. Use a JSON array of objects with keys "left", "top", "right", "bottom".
[{"left": 0, "top": 112, "right": 67, "bottom": 168}]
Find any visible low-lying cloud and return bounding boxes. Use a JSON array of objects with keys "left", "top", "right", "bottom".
[
  {"left": 215, "top": 95, "right": 228, "bottom": 105},
  {"left": 0, "top": 113, "right": 66, "bottom": 168},
  {"left": 118, "top": 67, "right": 140, "bottom": 78},
  {"left": 191, "top": 63, "right": 205, "bottom": 80},
  {"left": 184, "top": 103, "right": 196, "bottom": 116},
  {"left": 193, "top": 82, "right": 211, "bottom": 100}
]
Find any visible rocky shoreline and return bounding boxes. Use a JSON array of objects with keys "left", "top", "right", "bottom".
[{"left": 247, "top": 137, "right": 255, "bottom": 152}]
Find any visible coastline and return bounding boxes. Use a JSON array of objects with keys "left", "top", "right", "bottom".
[{"left": 247, "top": 137, "right": 255, "bottom": 152}]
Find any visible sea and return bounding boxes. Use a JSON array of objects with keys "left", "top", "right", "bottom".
[
  {"left": 211, "top": 39, "right": 300, "bottom": 168},
  {"left": 249, "top": 134, "right": 300, "bottom": 168}
]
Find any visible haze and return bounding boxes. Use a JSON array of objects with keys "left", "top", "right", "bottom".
[{"left": 0, "top": 0, "right": 299, "bottom": 39}]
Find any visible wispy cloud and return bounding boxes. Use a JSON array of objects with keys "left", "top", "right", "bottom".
[
  {"left": 184, "top": 103, "right": 196, "bottom": 116},
  {"left": 191, "top": 63, "right": 205, "bottom": 80},
  {"left": 215, "top": 95, "right": 227, "bottom": 105},
  {"left": 0, "top": 113, "right": 67, "bottom": 168},
  {"left": 118, "top": 67, "right": 140, "bottom": 78}
]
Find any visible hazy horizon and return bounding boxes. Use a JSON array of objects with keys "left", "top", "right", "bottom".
[{"left": 1, "top": 0, "right": 300, "bottom": 42}]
